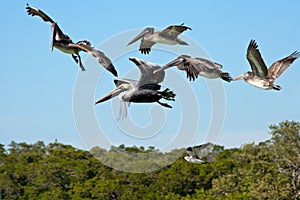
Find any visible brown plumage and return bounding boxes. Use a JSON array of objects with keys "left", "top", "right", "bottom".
[
  {"left": 26, "top": 4, "right": 117, "bottom": 76},
  {"left": 232, "top": 39, "right": 299, "bottom": 90}
]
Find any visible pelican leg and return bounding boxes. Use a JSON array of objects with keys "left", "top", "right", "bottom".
[
  {"left": 72, "top": 54, "right": 86, "bottom": 71},
  {"left": 72, "top": 54, "right": 79, "bottom": 63}
]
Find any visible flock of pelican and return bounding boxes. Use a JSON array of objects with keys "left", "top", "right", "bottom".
[{"left": 26, "top": 4, "right": 299, "bottom": 162}]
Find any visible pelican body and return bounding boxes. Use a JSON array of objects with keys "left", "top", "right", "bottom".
[
  {"left": 26, "top": 4, "right": 117, "bottom": 76},
  {"left": 184, "top": 143, "right": 215, "bottom": 164},
  {"left": 155, "top": 55, "right": 232, "bottom": 82},
  {"left": 95, "top": 57, "right": 176, "bottom": 120},
  {"left": 126, "top": 24, "right": 191, "bottom": 54},
  {"left": 232, "top": 40, "right": 299, "bottom": 90}
]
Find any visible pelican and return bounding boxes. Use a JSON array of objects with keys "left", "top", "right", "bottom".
[
  {"left": 126, "top": 24, "right": 191, "bottom": 54},
  {"left": 154, "top": 55, "right": 232, "bottom": 82},
  {"left": 184, "top": 143, "right": 214, "bottom": 164},
  {"left": 232, "top": 40, "right": 299, "bottom": 90},
  {"left": 26, "top": 4, "right": 118, "bottom": 76},
  {"left": 95, "top": 57, "right": 176, "bottom": 120}
]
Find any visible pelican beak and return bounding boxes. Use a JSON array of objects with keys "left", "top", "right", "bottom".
[
  {"left": 50, "top": 23, "right": 56, "bottom": 51},
  {"left": 126, "top": 28, "right": 150, "bottom": 46},
  {"left": 95, "top": 86, "right": 124, "bottom": 105},
  {"left": 231, "top": 74, "right": 245, "bottom": 81},
  {"left": 154, "top": 58, "right": 184, "bottom": 74}
]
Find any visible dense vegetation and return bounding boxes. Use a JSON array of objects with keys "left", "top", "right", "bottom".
[{"left": 0, "top": 121, "right": 299, "bottom": 199}]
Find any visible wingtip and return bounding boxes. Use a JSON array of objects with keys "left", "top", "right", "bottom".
[{"left": 109, "top": 66, "right": 118, "bottom": 77}]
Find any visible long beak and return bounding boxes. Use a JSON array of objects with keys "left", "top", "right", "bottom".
[
  {"left": 154, "top": 58, "right": 184, "bottom": 74},
  {"left": 126, "top": 28, "right": 150, "bottom": 46},
  {"left": 95, "top": 86, "right": 124, "bottom": 105},
  {"left": 231, "top": 74, "right": 245, "bottom": 81},
  {"left": 50, "top": 23, "right": 56, "bottom": 51}
]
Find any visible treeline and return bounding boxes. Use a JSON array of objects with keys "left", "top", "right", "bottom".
[{"left": 0, "top": 121, "right": 299, "bottom": 199}]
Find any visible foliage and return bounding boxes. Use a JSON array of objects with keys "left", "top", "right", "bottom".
[{"left": 0, "top": 120, "right": 299, "bottom": 199}]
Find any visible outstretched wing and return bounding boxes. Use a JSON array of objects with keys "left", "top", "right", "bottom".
[
  {"left": 192, "top": 143, "right": 214, "bottom": 159},
  {"left": 194, "top": 57, "right": 223, "bottom": 69},
  {"left": 158, "top": 56, "right": 200, "bottom": 81},
  {"left": 26, "top": 4, "right": 55, "bottom": 23},
  {"left": 160, "top": 23, "right": 191, "bottom": 38},
  {"left": 246, "top": 40, "right": 268, "bottom": 78},
  {"left": 267, "top": 51, "right": 300, "bottom": 81},
  {"left": 69, "top": 41, "right": 118, "bottom": 76}
]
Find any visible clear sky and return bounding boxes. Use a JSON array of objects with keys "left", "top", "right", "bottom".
[{"left": 1, "top": 0, "right": 300, "bottom": 151}]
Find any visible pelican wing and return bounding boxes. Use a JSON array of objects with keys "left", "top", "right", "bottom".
[
  {"left": 160, "top": 56, "right": 200, "bottom": 81},
  {"left": 26, "top": 4, "right": 55, "bottom": 23},
  {"left": 192, "top": 143, "right": 214, "bottom": 159},
  {"left": 129, "top": 57, "right": 165, "bottom": 86},
  {"left": 246, "top": 40, "right": 268, "bottom": 77},
  {"left": 51, "top": 23, "right": 72, "bottom": 50},
  {"left": 267, "top": 51, "right": 300, "bottom": 81},
  {"left": 183, "top": 63, "right": 201, "bottom": 81},
  {"left": 194, "top": 57, "right": 223, "bottom": 69},
  {"left": 69, "top": 41, "right": 118, "bottom": 76},
  {"left": 160, "top": 24, "right": 191, "bottom": 38},
  {"left": 139, "top": 39, "right": 155, "bottom": 54}
]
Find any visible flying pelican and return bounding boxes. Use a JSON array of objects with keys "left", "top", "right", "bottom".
[
  {"left": 126, "top": 24, "right": 191, "bottom": 54},
  {"left": 154, "top": 55, "right": 232, "bottom": 82},
  {"left": 26, "top": 4, "right": 118, "bottom": 76},
  {"left": 95, "top": 57, "right": 176, "bottom": 120},
  {"left": 184, "top": 143, "right": 214, "bottom": 164},
  {"left": 232, "top": 40, "right": 299, "bottom": 90}
]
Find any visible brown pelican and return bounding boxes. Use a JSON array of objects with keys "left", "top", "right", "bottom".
[
  {"left": 26, "top": 4, "right": 118, "bottom": 76},
  {"left": 126, "top": 24, "right": 191, "bottom": 54},
  {"left": 232, "top": 40, "right": 299, "bottom": 90},
  {"left": 95, "top": 57, "right": 175, "bottom": 120},
  {"left": 154, "top": 55, "right": 232, "bottom": 82},
  {"left": 184, "top": 143, "right": 214, "bottom": 164}
]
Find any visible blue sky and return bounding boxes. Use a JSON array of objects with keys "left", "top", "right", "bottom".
[{"left": 1, "top": 1, "right": 300, "bottom": 151}]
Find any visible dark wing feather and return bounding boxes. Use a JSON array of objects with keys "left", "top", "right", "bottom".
[
  {"left": 183, "top": 63, "right": 200, "bottom": 81},
  {"left": 51, "top": 23, "right": 72, "bottom": 42},
  {"left": 70, "top": 42, "right": 118, "bottom": 76},
  {"left": 267, "top": 51, "right": 300, "bottom": 80},
  {"left": 26, "top": 4, "right": 55, "bottom": 23},
  {"left": 139, "top": 39, "right": 155, "bottom": 54},
  {"left": 160, "top": 23, "right": 191, "bottom": 38},
  {"left": 246, "top": 40, "right": 268, "bottom": 77}
]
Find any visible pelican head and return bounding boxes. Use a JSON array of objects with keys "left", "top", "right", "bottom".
[
  {"left": 94, "top": 84, "right": 129, "bottom": 105},
  {"left": 186, "top": 147, "right": 193, "bottom": 157},
  {"left": 126, "top": 27, "right": 154, "bottom": 46}
]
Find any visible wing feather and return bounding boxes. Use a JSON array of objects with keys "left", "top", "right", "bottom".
[
  {"left": 69, "top": 42, "right": 118, "bottom": 76},
  {"left": 139, "top": 39, "right": 155, "bottom": 54},
  {"left": 246, "top": 40, "right": 268, "bottom": 77},
  {"left": 160, "top": 23, "right": 191, "bottom": 38},
  {"left": 26, "top": 4, "right": 55, "bottom": 23},
  {"left": 267, "top": 51, "right": 300, "bottom": 80}
]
